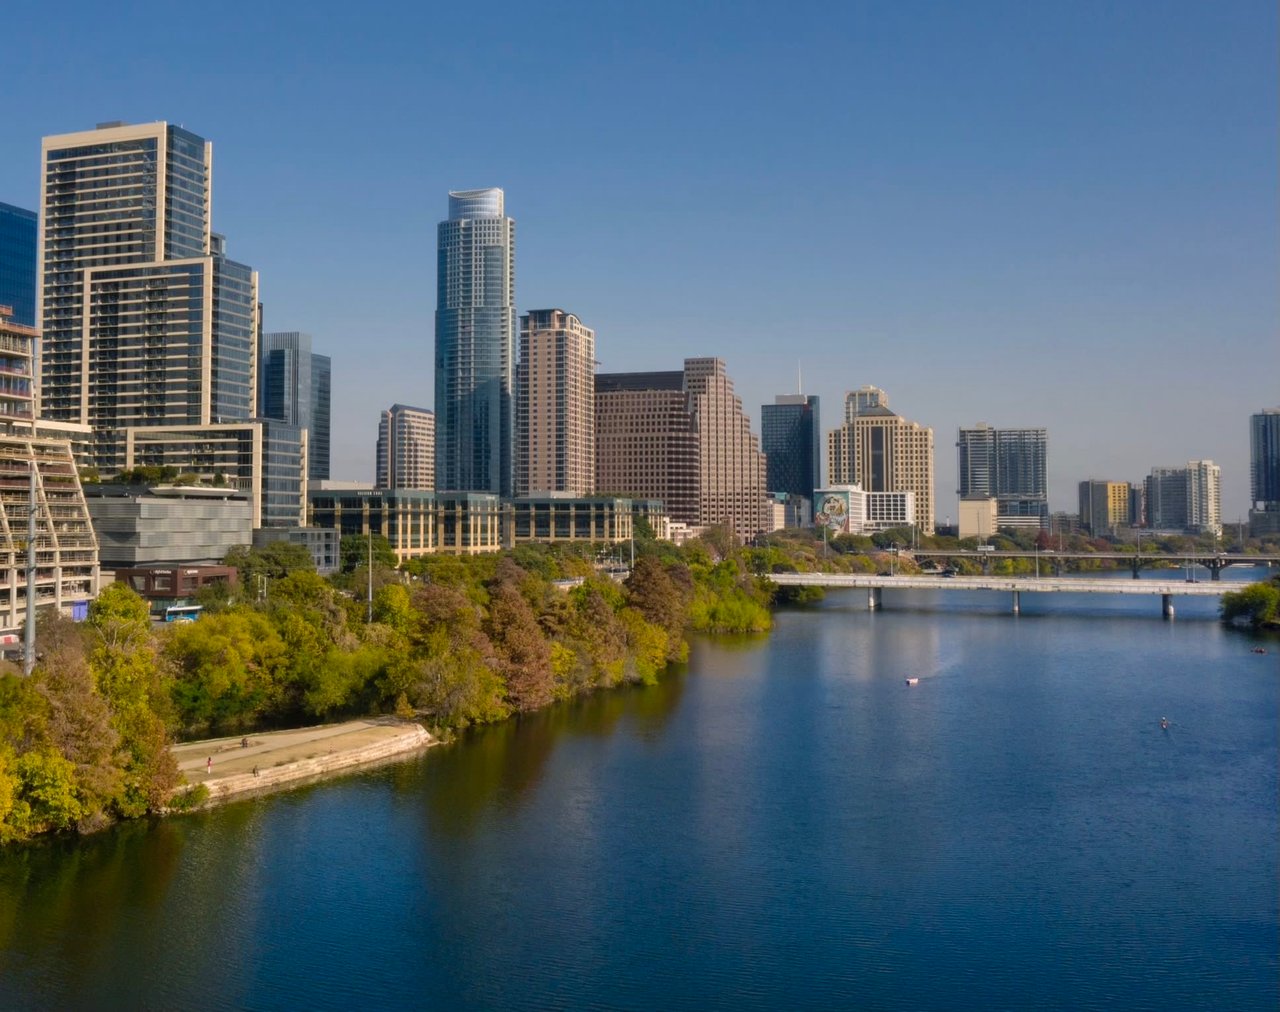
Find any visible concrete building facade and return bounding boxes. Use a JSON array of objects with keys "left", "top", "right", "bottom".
[
  {"left": 1077, "top": 480, "right": 1131, "bottom": 535},
  {"left": 0, "top": 305, "right": 100, "bottom": 635},
  {"left": 516, "top": 309, "right": 595, "bottom": 497},
  {"left": 1143, "top": 462, "right": 1221, "bottom": 536},
  {"left": 124, "top": 421, "right": 306, "bottom": 528},
  {"left": 376, "top": 404, "right": 435, "bottom": 491},
  {"left": 828, "top": 388, "right": 935, "bottom": 535},
  {"left": 86, "top": 485, "right": 252, "bottom": 566},
  {"left": 595, "top": 359, "right": 769, "bottom": 540},
  {"left": 308, "top": 489, "right": 504, "bottom": 561}
]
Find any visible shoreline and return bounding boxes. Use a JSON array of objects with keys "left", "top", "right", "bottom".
[{"left": 168, "top": 717, "right": 440, "bottom": 809}]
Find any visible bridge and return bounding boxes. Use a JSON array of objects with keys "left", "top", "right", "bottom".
[
  {"left": 769, "top": 571, "right": 1231, "bottom": 619},
  {"left": 904, "top": 550, "right": 1278, "bottom": 581}
]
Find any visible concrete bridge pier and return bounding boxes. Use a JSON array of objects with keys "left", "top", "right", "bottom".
[
  {"left": 868, "top": 587, "right": 882, "bottom": 611},
  {"left": 1162, "top": 594, "right": 1175, "bottom": 620},
  {"left": 1011, "top": 590, "right": 1021, "bottom": 615}
]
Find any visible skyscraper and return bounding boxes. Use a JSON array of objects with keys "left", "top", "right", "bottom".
[
  {"left": 38, "top": 122, "right": 304, "bottom": 528},
  {"left": 376, "top": 404, "right": 435, "bottom": 490},
  {"left": 1249, "top": 409, "right": 1280, "bottom": 536},
  {"left": 516, "top": 309, "right": 595, "bottom": 497},
  {"left": 828, "top": 388, "right": 935, "bottom": 534},
  {"left": 957, "top": 424, "right": 1048, "bottom": 528},
  {"left": 761, "top": 394, "right": 821, "bottom": 504},
  {"left": 0, "top": 202, "right": 37, "bottom": 327},
  {"left": 260, "top": 331, "right": 332, "bottom": 481},
  {"left": 38, "top": 122, "right": 259, "bottom": 471},
  {"left": 1144, "top": 461, "right": 1220, "bottom": 535},
  {"left": 596, "top": 358, "right": 769, "bottom": 539},
  {"left": 435, "top": 188, "right": 515, "bottom": 496},
  {"left": 1077, "top": 480, "right": 1130, "bottom": 535}
]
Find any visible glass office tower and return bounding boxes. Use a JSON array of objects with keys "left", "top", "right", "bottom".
[
  {"left": 957, "top": 424, "right": 1048, "bottom": 528},
  {"left": 261, "top": 331, "right": 331, "bottom": 481},
  {"left": 0, "top": 202, "right": 37, "bottom": 327},
  {"left": 434, "top": 188, "right": 515, "bottom": 496},
  {"left": 1249, "top": 409, "right": 1280, "bottom": 536},
  {"left": 761, "top": 394, "right": 820, "bottom": 502}
]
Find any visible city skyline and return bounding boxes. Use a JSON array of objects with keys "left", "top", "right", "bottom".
[{"left": 1, "top": 3, "right": 1274, "bottom": 518}]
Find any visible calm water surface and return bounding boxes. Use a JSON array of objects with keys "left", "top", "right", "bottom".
[{"left": 2, "top": 582, "right": 1276, "bottom": 1010}]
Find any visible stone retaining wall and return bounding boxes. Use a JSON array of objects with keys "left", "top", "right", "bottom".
[{"left": 174, "top": 725, "right": 436, "bottom": 810}]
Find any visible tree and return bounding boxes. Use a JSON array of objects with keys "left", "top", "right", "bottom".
[
  {"left": 225, "top": 541, "right": 316, "bottom": 589},
  {"left": 87, "top": 584, "right": 179, "bottom": 816},
  {"left": 487, "top": 580, "right": 553, "bottom": 711},
  {"left": 1221, "top": 580, "right": 1280, "bottom": 630},
  {"left": 339, "top": 534, "right": 396, "bottom": 574}
]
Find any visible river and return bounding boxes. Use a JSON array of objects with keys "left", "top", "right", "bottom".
[{"left": 1, "top": 575, "right": 1276, "bottom": 1010}]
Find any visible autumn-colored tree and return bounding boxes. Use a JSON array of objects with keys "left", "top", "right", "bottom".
[{"left": 487, "top": 579, "right": 553, "bottom": 711}]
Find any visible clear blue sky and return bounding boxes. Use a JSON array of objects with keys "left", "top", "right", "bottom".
[{"left": 3, "top": 1, "right": 1275, "bottom": 519}]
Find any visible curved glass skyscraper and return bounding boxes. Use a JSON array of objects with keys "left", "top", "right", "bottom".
[{"left": 435, "top": 188, "right": 515, "bottom": 496}]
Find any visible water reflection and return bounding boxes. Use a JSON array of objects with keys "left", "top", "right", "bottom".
[{"left": 0, "top": 598, "right": 1274, "bottom": 1011}]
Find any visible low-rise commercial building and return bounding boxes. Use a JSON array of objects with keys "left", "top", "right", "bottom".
[
  {"left": 308, "top": 489, "right": 504, "bottom": 561},
  {"left": 814, "top": 485, "right": 916, "bottom": 535},
  {"left": 86, "top": 484, "right": 252, "bottom": 566},
  {"left": 510, "top": 496, "right": 633, "bottom": 544}
]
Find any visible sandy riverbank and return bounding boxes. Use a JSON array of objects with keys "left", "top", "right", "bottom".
[{"left": 170, "top": 717, "right": 439, "bottom": 808}]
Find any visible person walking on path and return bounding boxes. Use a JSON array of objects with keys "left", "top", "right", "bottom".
[{"left": 206, "top": 756, "right": 213, "bottom": 775}]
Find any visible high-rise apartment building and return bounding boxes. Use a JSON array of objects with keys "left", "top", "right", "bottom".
[
  {"left": 957, "top": 424, "right": 1047, "bottom": 528},
  {"left": 516, "top": 309, "right": 594, "bottom": 497},
  {"left": 1185, "top": 460, "right": 1221, "bottom": 536},
  {"left": 38, "top": 122, "right": 261, "bottom": 471},
  {"left": 596, "top": 358, "right": 769, "bottom": 539},
  {"left": 828, "top": 388, "right": 935, "bottom": 534},
  {"left": 376, "top": 404, "right": 435, "bottom": 491},
  {"left": 1249, "top": 409, "right": 1280, "bottom": 536},
  {"left": 762, "top": 394, "right": 821, "bottom": 504},
  {"left": 0, "top": 304, "right": 100, "bottom": 632},
  {"left": 434, "top": 188, "right": 515, "bottom": 496},
  {"left": 1144, "top": 461, "right": 1221, "bottom": 535},
  {"left": 261, "top": 331, "right": 332, "bottom": 481},
  {"left": 1077, "top": 480, "right": 1130, "bottom": 535},
  {"left": 0, "top": 202, "right": 37, "bottom": 327},
  {"left": 38, "top": 121, "right": 305, "bottom": 527}
]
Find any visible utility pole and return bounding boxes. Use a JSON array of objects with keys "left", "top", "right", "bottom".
[
  {"left": 22, "top": 460, "right": 37, "bottom": 676},
  {"left": 367, "top": 531, "right": 374, "bottom": 623}
]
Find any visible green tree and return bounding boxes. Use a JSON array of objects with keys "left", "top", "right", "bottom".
[
  {"left": 87, "top": 584, "right": 179, "bottom": 816},
  {"left": 1221, "top": 580, "right": 1280, "bottom": 630},
  {"left": 339, "top": 534, "right": 396, "bottom": 574},
  {"left": 164, "top": 609, "right": 287, "bottom": 733},
  {"left": 225, "top": 541, "right": 316, "bottom": 592}
]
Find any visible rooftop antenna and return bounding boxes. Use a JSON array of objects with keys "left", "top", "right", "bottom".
[{"left": 797, "top": 362, "right": 803, "bottom": 396}]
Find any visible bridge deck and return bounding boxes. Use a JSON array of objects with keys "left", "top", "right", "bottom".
[{"left": 769, "top": 573, "right": 1229, "bottom": 596}]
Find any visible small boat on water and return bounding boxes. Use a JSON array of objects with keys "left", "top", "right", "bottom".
[{"left": 905, "top": 677, "right": 919, "bottom": 686}]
